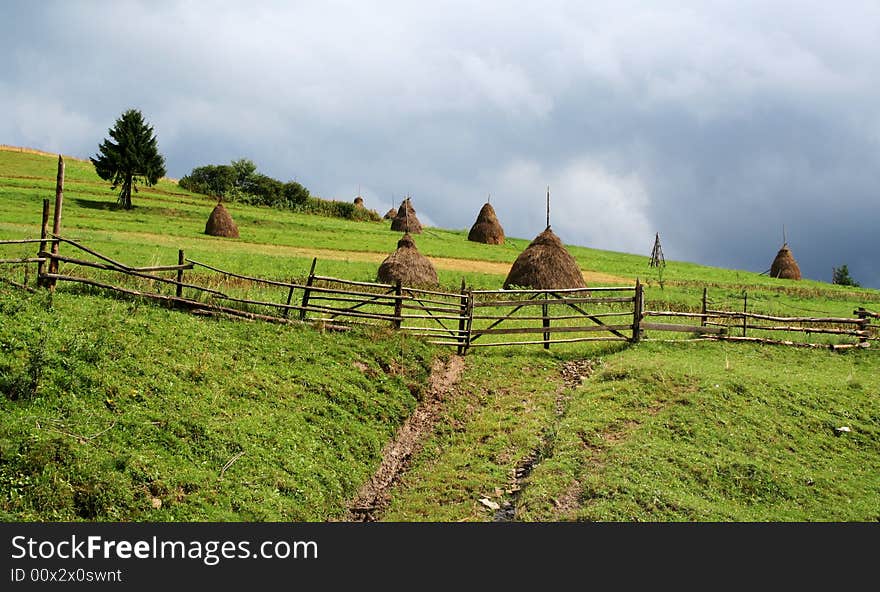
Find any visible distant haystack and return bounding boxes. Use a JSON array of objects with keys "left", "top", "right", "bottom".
[
  {"left": 383, "top": 207, "right": 396, "bottom": 219},
  {"left": 390, "top": 197, "right": 422, "bottom": 233},
  {"left": 503, "top": 228, "right": 586, "bottom": 290},
  {"left": 204, "top": 201, "right": 239, "bottom": 238},
  {"left": 467, "top": 202, "right": 505, "bottom": 245},
  {"left": 377, "top": 234, "right": 438, "bottom": 286},
  {"left": 354, "top": 196, "right": 364, "bottom": 208},
  {"left": 770, "top": 243, "right": 801, "bottom": 280}
]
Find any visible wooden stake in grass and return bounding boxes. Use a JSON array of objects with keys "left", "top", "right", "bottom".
[
  {"left": 701, "top": 287, "right": 708, "bottom": 328},
  {"left": 48, "top": 155, "right": 64, "bottom": 292},
  {"left": 176, "top": 249, "right": 184, "bottom": 299},
  {"left": 37, "top": 198, "right": 50, "bottom": 287},
  {"left": 299, "top": 257, "right": 317, "bottom": 321}
]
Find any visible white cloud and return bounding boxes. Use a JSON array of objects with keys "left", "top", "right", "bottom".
[{"left": 491, "top": 157, "right": 653, "bottom": 254}]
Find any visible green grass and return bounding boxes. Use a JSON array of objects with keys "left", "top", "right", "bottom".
[
  {"left": 0, "top": 287, "right": 437, "bottom": 521},
  {"left": 385, "top": 343, "right": 880, "bottom": 521},
  {"left": 1, "top": 147, "right": 878, "bottom": 522}
]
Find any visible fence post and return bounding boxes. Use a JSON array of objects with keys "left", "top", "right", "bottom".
[
  {"left": 393, "top": 280, "right": 403, "bottom": 329},
  {"left": 299, "top": 257, "right": 317, "bottom": 321},
  {"left": 542, "top": 293, "right": 551, "bottom": 350},
  {"left": 632, "top": 279, "right": 643, "bottom": 343},
  {"left": 37, "top": 199, "right": 50, "bottom": 287},
  {"left": 457, "top": 278, "right": 467, "bottom": 355},
  {"left": 48, "top": 155, "right": 64, "bottom": 293},
  {"left": 464, "top": 289, "right": 473, "bottom": 355},
  {"left": 283, "top": 283, "right": 296, "bottom": 319},
  {"left": 742, "top": 291, "right": 748, "bottom": 337},
  {"left": 701, "top": 287, "right": 708, "bottom": 328},
  {"left": 855, "top": 308, "right": 869, "bottom": 345},
  {"left": 176, "top": 249, "right": 185, "bottom": 299}
]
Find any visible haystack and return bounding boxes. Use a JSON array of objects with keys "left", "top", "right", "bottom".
[
  {"left": 769, "top": 243, "right": 801, "bottom": 280},
  {"left": 503, "top": 227, "right": 586, "bottom": 290},
  {"left": 467, "top": 202, "right": 505, "bottom": 244},
  {"left": 204, "top": 201, "right": 239, "bottom": 238},
  {"left": 390, "top": 198, "right": 422, "bottom": 233},
  {"left": 354, "top": 196, "right": 364, "bottom": 208},
  {"left": 383, "top": 208, "right": 396, "bottom": 220},
  {"left": 377, "top": 234, "right": 438, "bottom": 286}
]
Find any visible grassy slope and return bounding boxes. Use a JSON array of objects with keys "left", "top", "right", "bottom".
[
  {"left": 384, "top": 343, "right": 879, "bottom": 521},
  {"left": 1, "top": 148, "right": 878, "bottom": 522},
  {"left": 0, "top": 288, "right": 436, "bottom": 521}
]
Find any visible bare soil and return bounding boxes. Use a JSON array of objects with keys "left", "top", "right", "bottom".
[{"left": 344, "top": 354, "right": 466, "bottom": 521}]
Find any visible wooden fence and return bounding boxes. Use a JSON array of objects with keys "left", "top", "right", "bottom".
[{"left": 1, "top": 233, "right": 876, "bottom": 353}]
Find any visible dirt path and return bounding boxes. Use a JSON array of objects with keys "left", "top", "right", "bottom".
[
  {"left": 495, "top": 358, "right": 598, "bottom": 522},
  {"left": 345, "top": 355, "right": 466, "bottom": 521}
]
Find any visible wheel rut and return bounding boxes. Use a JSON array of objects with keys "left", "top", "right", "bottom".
[
  {"left": 344, "top": 354, "right": 465, "bottom": 521},
  {"left": 494, "top": 358, "right": 598, "bottom": 522}
]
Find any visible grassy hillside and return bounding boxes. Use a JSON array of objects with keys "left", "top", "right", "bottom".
[
  {"left": 384, "top": 343, "right": 879, "bottom": 521},
  {"left": 0, "top": 288, "right": 436, "bottom": 520},
  {"left": 1, "top": 147, "right": 878, "bottom": 522}
]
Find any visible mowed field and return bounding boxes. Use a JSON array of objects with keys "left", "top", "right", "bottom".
[{"left": 1, "top": 147, "right": 878, "bottom": 521}]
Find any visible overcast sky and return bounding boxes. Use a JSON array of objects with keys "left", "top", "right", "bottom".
[{"left": 2, "top": 1, "right": 879, "bottom": 287}]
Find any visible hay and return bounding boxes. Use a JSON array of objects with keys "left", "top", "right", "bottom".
[
  {"left": 503, "top": 227, "right": 586, "bottom": 290},
  {"left": 354, "top": 196, "right": 364, "bottom": 207},
  {"left": 377, "top": 233, "right": 438, "bottom": 286},
  {"left": 204, "top": 202, "right": 239, "bottom": 238},
  {"left": 390, "top": 198, "right": 422, "bottom": 233},
  {"left": 770, "top": 243, "right": 801, "bottom": 280},
  {"left": 383, "top": 208, "right": 396, "bottom": 220},
  {"left": 467, "top": 202, "right": 505, "bottom": 244}
]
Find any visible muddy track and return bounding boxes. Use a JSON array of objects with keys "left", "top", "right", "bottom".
[
  {"left": 344, "top": 355, "right": 465, "bottom": 521},
  {"left": 495, "top": 358, "right": 598, "bottom": 522}
]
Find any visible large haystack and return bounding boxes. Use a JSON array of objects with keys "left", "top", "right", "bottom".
[
  {"left": 770, "top": 243, "right": 801, "bottom": 280},
  {"left": 503, "top": 227, "right": 586, "bottom": 290},
  {"left": 377, "top": 234, "right": 438, "bottom": 286},
  {"left": 390, "top": 198, "right": 422, "bottom": 233},
  {"left": 467, "top": 202, "right": 505, "bottom": 245},
  {"left": 204, "top": 201, "right": 239, "bottom": 238}
]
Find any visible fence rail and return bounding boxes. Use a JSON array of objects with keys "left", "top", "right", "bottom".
[{"left": 2, "top": 232, "right": 876, "bottom": 353}]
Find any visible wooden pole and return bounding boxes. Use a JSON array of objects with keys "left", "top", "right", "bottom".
[
  {"left": 37, "top": 199, "right": 50, "bottom": 287},
  {"left": 299, "top": 257, "right": 317, "bottom": 321},
  {"left": 632, "top": 279, "right": 643, "bottom": 343},
  {"left": 176, "top": 249, "right": 185, "bottom": 298},
  {"left": 393, "top": 280, "right": 403, "bottom": 329},
  {"left": 856, "top": 308, "right": 869, "bottom": 344},
  {"left": 457, "top": 278, "right": 467, "bottom": 355},
  {"left": 48, "top": 155, "right": 64, "bottom": 292},
  {"left": 464, "top": 289, "right": 474, "bottom": 355},
  {"left": 742, "top": 291, "right": 748, "bottom": 337},
  {"left": 546, "top": 186, "right": 550, "bottom": 229},
  {"left": 283, "top": 283, "right": 296, "bottom": 319},
  {"left": 542, "top": 294, "right": 550, "bottom": 350},
  {"left": 701, "top": 287, "right": 708, "bottom": 328}
]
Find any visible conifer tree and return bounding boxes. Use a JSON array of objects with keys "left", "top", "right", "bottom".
[{"left": 91, "top": 109, "right": 166, "bottom": 209}]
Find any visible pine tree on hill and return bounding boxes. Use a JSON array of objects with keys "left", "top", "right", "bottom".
[{"left": 91, "top": 109, "right": 166, "bottom": 210}]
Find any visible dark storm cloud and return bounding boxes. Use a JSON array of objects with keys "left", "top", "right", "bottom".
[{"left": 2, "top": 1, "right": 878, "bottom": 287}]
